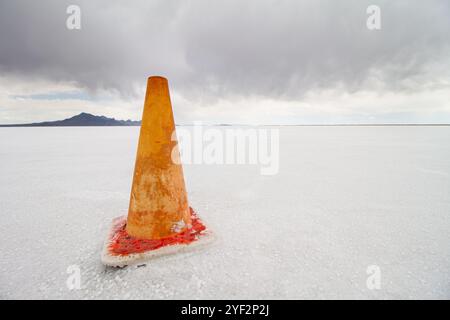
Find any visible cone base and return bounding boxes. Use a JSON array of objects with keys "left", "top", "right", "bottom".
[{"left": 101, "top": 208, "right": 213, "bottom": 267}]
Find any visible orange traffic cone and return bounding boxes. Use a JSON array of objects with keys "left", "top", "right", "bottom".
[{"left": 101, "top": 76, "right": 212, "bottom": 267}]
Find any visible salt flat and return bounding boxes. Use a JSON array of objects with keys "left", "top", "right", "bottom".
[{"left": 0, "top": 126, "right": 449, "bottom": 299}]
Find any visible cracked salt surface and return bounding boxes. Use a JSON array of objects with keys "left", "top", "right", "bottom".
[{"left": 0, "top": 126, "right": 449, "bottom": 299}]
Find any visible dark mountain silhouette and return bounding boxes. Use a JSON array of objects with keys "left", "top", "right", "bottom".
[{"left": 0, "top": 112, "right": 141, "bottom": 127}]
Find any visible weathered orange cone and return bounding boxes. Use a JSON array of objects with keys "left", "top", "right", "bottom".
[{"left": 101, "top": 76, "right": 212, "bottom": 267}]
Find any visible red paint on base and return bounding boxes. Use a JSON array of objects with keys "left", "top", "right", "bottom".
[{"left": 107, "top": 207, "right": 207, "bottom": 256}]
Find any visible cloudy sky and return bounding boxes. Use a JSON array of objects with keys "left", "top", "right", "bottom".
[{"left": 0, "top": 0, "right": 449, "bottom": 124}]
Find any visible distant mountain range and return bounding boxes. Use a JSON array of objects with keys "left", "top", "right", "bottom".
[
  {"left": 0, "top": 112, "right": 141, "bottom": 127},
  {"left": 2, "top": 113, "right": 449, "bottom": 127}
]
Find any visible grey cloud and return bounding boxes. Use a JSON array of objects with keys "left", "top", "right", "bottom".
[{"left": 0, "top": 0, "right": 449, "bottom": 101}]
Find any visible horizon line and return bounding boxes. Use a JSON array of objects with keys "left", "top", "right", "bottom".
[{"left": 1, "top": 123, "right": 450, "bottom": 127}]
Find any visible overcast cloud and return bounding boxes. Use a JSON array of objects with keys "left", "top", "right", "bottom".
[{"left": 0, "top": 0, "right": 449, "bottom": 124}]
